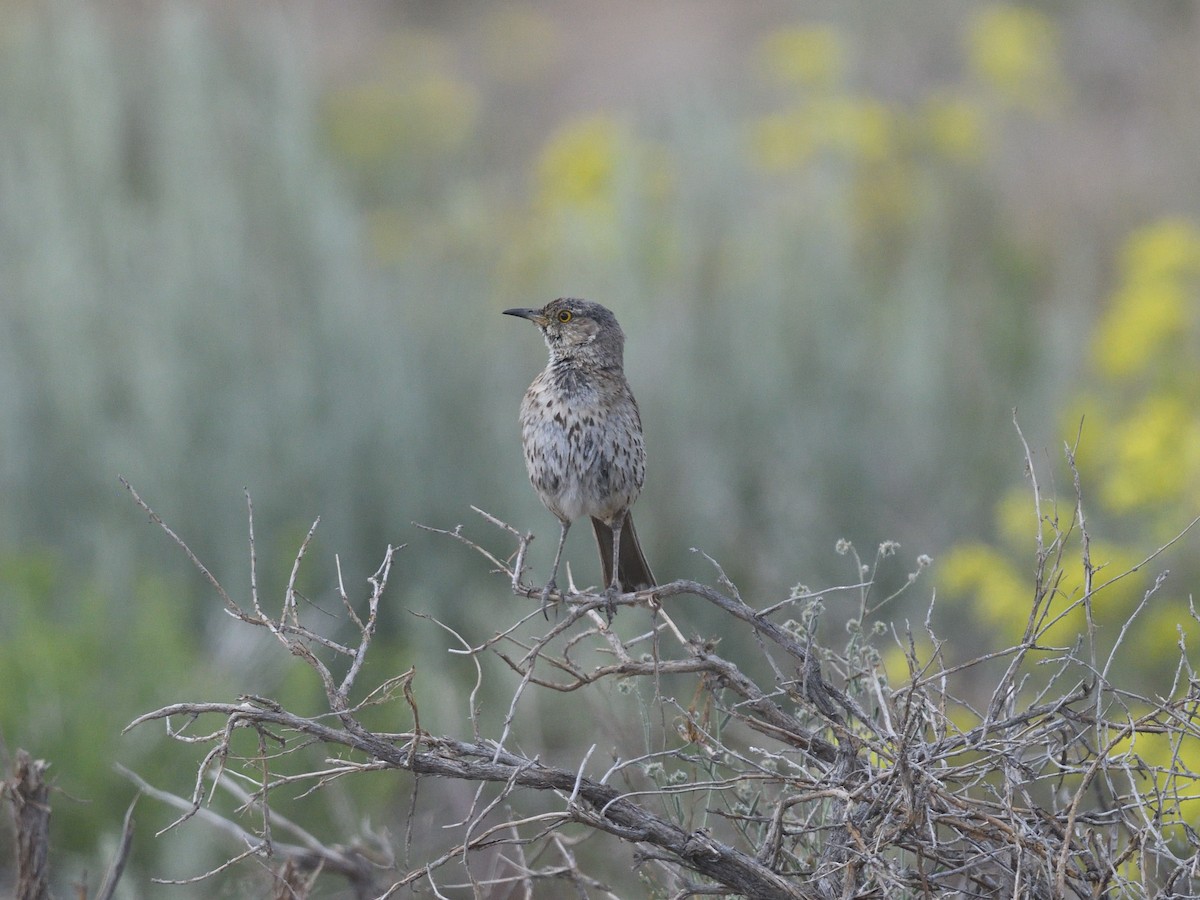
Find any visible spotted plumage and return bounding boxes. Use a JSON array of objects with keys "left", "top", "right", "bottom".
[{"left": 504, "top": 298, "right": 655, "bottom": 620}]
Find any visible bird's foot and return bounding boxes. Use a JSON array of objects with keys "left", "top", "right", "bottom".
[
  {"left": 602, "top": 581, "right": 622, "bottom": 624},
  {"left": 540, "top": 580, "right": 559, "bottom": 620}
]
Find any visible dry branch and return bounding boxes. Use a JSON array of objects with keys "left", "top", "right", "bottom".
[
  {"left": 4, "top": 750, "right": 52, "bottom": 900},
  {"left": 118, "top": 469, "right": 1200, "bottom": 899}
]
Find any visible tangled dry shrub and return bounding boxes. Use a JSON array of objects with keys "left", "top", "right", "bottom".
[{"left": 119, "top": 443, "right": 1200, "bottom": 898}]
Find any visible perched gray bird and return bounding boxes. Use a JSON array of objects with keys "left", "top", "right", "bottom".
[{"left": 503, "top": 298, "right": 655, "bottom": 620}]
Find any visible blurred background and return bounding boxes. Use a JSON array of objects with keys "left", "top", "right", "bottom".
[{"left": 3, "top": 0, "right": 1200, "bottom": 895}]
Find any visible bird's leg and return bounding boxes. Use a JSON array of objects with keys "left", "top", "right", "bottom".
[
  {"left": 603, "top": 514, "right": 625, "bottom": 623},
  {"left": 542, "top": 519, "right": 571, "bottom": 619}
]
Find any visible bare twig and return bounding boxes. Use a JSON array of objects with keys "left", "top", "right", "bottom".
[
  {"left": 94, "top": 793, "right": 138, "bottom": 900},
  {"left": 118, "top": 477, "right": 1200, "bottom": 899}
]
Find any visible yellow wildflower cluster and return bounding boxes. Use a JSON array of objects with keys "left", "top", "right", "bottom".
[
  {"left": 941, "top": 217, "right": 1200, "bottom": 697},
  {"left": 967, "top": 4, "right": 1065, "bottom": 113},
  {"left": 749, "top": 4, "right": 1065, "bottom": 172},
  {"left": 1093, "top": 219, "right": 1200, "bottom": 379},
  {"left": 1108, "top": 709, "right": 1200, "bottom": 827},
  {"left": 746, "top": 6, "right": 1061, "bottom": 238},
  {"left": 490, "top": 113, "right": 676, "bottom": 289},
  {"left": 939, "top": 485, "right": 1142, "bottom": 647},
  {"left": 1102, "top": 396, "right": 1200, "bottom": 513},
  {"left": 1083, "top": 219, "right": 1200, "bottom": 516},
  {"left": 535, "top": 115, "right": 629, "bottom": 218},
  {"left": 748, "top": 26, "right": 899, "bottom": 174},
  {"left": 752, "top": 96, "right": 894, "bottom": 173},
  {"left": 749, "top": 26, "right": 916, "bottom": 236}
]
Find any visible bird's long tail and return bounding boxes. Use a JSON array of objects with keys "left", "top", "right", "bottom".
[{"left": 592, "top": 514, "right": 655, "bottom": 592}]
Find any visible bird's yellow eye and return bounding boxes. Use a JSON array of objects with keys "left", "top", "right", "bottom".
[{"left": 557, "top": 309, "right": 573, "bottom": 323}]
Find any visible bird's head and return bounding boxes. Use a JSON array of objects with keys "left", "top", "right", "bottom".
[{"left": 503, "top": 298, "right": 625, "bottom": 365}]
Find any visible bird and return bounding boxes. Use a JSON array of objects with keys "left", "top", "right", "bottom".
[{"left": 503, "top": 298, "right": 655, "bottom": 621}]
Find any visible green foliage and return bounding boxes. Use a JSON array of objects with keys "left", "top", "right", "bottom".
[{"left": 0, "top": 552, "right": 222, "bottom": 855}]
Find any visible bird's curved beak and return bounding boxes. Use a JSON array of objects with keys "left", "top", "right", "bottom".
[{"left": 503, "top": 307, "right": 548, "bottom": 326}]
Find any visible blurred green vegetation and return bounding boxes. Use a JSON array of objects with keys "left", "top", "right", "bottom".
[{"left": 1, "top": 0, "right": 1199, "bottom": 895}]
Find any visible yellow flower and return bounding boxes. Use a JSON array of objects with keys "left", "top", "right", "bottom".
[
  {"left": 530, "top": 114, "right": 675, "bottom": 265},
  {"left": 535, "top": 115, "right": 626, "bottom": 215},
  {"left": 994, "top": 487, "right": 1039, "bottom": 549},
  {"left": 809, "top": 96, "right": 894, "bottom": 163},
  {"left": 940, "top": 538, "right": 1147, "bottom": 645},
  {"left": 1091, "top": 220, "right": 1200, "bottom": 379},
  {"left": 1092, "top": 281, "right": 1188, "bottom": 379},
  {"left": 877, "top": 637, "right": 936, "bottom": 685},
  {"left": 1120, "top": 218, "right": 1200, "bottom": 285},
  {"left": 967, "top": 4, "right": 1064, "bottom": 113},
  {"left": 920, "top": 94, "right": 987, "bottom": 164},
  {"left": 758, "top": 26, "right": 845, "bottom": 89},
  {"left": 1052, "top": 541, "right": 1142, "bottom": 630},
  {"left": 1103, "top": 396, "right": 1200, "bottom": 512},
  {"left": 1113, "top": 723, "right": 1200, "bottom": 825},
  {"left": 939, "top": 543, "right": 1028, "bottom": 638}
]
